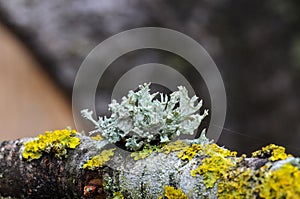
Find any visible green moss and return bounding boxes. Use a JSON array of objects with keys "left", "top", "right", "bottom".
[
  {"left": 82, "top": 148, "right": 116, "bottom": 170},
  {"left": 22, "top": 128, "right": 80, "bottom": 161},
  {"left": 158, "top": 186, "right": 188, "bottom": 199}
]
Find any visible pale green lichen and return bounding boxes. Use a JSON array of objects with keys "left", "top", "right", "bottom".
[
  {"left": 22, "top": 128, "right": 80, "bottom": 161},
  {"left": 102, "top": 174, "right": 119, "bottom": 195},
  {"left": 81, "top": 83, "right": 208, "bottom": 151},
  {"left": 82, "top": 148, "right": 116, "bottom": 170}
]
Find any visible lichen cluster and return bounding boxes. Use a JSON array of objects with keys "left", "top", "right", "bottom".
[
  {"left": 161, "top": 140, "right": 189, "bottom": 155},
  {"left": 251, "top": 143, "right": 292, "bottom": 161},
  {"left": 130, "top": 144, "right": 162, "bottom": 160},
  {"left": 158, "top": 186, "right": 188, "bottom": 199},
  {"left": 178, "top": 142, "right": 236, "bottom": 162},
  {"left": 185, "top": 141, "right": 300, "bottom": 198},
  {"left": 81, "top": 83, "right": 208, "bottom": 151},
  {"left": 82, "top": 148, "right": 116, "bottom": 170},
  {"left": 191, "top": 153, "right": 235, "bottom": 188},
  {"left": 22, "top": 128, "right": 80, "bottom": 160},
  {"left": 217, "top": 165, "right": 255, "bottom": 198},
  {"left": 259, "top": 163, "right": 300, "bottom": 198},
  {"left": 187, "top": 143, "right": 237, "bottom": 188},
  {"left": 130, "top": 140, "right": 189, "bottom": 160},
  {"left": 78, "top": 83, "right": 300, "bottom": 198}
]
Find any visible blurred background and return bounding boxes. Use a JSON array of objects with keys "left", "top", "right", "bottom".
[{"left": 0, "top": 0, "right": 300, "bottom": 156}]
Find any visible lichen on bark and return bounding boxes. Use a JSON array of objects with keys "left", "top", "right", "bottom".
[
  {"left": 1, "top": 132, "right": 300, "bottom": 198},
  {"left": 1, "top": 84, "right": 300, "bottom": 198}
]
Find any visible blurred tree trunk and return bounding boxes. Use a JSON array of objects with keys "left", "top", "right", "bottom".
[{"left": 0, "top": 23, "right": 74, "bottom": 141}]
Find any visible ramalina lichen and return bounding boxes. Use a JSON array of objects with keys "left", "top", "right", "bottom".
[{"left": 81, "top": 83, "right": 208, "bottom": 151}]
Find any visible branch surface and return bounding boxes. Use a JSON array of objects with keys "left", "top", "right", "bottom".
[{"left": 0, "top": 133, "right": 298, "bottom": 199}]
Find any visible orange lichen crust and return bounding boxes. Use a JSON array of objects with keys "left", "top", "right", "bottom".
[{"left": 22, "top": 128, "right": 80, "bottom": 161}]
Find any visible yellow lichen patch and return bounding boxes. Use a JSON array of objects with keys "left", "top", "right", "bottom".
[
  {"left": 22, "top": 128, "right": 80, "bottom": 161},
  {"left": 112, "top": 191, "right": 124, "bottom": 199},
  {"left": 200, "top": 143, "right": 237, "bottom": 158},
  {"left": 130, "top": 144, "right": 162, "bottom": 160},
  {"left": 131, "top": 140, "right": 189, "bottom": 161},
  {"left": 178, "top": 143, "right": 237, "bottom": 162},
  {"left": 188, "top": 143, "right": 237, "bottom": 189},
  {"left": 252, "top": 144, "right": 292, "bottom": 161},
  {"left": 191, "top": 154, "right": 235, "bottom": 188},
  {"left": 218, "top": 168, "right": 255, "bottom": 199},
  {"left": 177, "top": 143, "right": 202, "bottom": 161},
  {"left": 185, "top": 143, "right": 298, "bottom": 198},
  {"left": 91, "top": 134, "right": 103, "bottom": 141},
  {"left": 259, "top": 163, "right": 300, "bottom": 199},
  {"left": 82, "top": 148, "right": 116, "bottom": 170},
  {"left": 158, "top": 186, "right": 188, "bottom": 199},
  {"left": 161, "top": 140, "right": 189, "bottom": 154}
]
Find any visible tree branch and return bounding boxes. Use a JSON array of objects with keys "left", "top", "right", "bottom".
[{"left": 0, "top": 133, "right": 299, "bottom": 199}]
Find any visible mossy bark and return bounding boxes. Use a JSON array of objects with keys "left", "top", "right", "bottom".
[{"left": 0, "top": 135, "right": 284, "bottom": 198}]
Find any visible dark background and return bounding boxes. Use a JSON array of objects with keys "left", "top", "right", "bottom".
[{"left": 1, "top": 0, "right": 300, "bottom": 155}]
